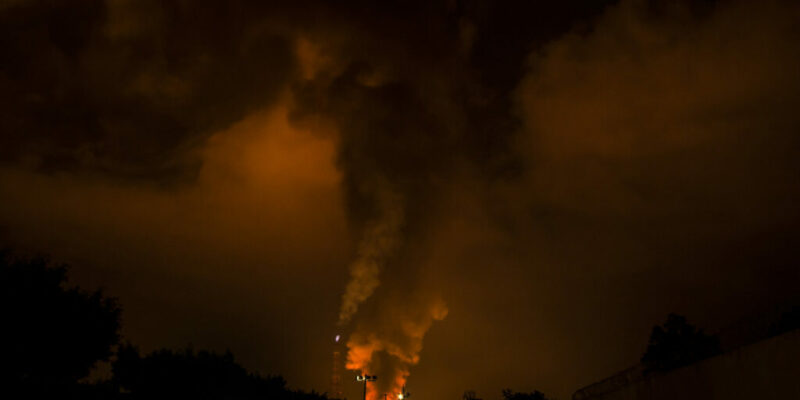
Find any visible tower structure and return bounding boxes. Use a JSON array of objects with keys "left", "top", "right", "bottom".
[{"left": 330, "top": 335, "right": 343, "bottom": 399}]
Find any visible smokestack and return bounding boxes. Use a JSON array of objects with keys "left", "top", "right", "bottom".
[{"left": 331, "top": 335, "right": 344, "bottom": 399}]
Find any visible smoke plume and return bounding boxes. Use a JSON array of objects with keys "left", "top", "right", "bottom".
[
  {"left": 338, "top": 187, "right": 404, "bottom": 326},
  {"left": 346, "top": 297, "right": 449, "bottom": 400}
]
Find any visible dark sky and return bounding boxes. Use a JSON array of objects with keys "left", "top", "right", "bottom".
[{"left": 2, "top": 0, "right": 800, "bottom": 399}]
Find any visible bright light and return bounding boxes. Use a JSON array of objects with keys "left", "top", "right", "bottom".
[
  {"left": 398, "top": 394, "right": 404, "bottom": 399},
  {"left": 335, "top": 335, "right": 340, "bottom": 343}
]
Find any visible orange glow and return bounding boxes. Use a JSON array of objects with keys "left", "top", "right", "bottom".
[
  {"left": 345, "top": 299, "right": 448, "bottom": 400},
  {"left": 199, "top": 104, "right": 340, "bottom": 190}
]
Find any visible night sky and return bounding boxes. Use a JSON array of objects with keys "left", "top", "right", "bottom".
[{"left": 1, "top": 0, "right": 799, "bottom": 399}]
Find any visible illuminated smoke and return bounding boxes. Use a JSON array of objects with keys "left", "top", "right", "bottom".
[
  {"left": 346, "top": 298, "right": 448, "bottom": 400},
  {"left": 337, "top": 189, "right": 404, "bottom": 326}
]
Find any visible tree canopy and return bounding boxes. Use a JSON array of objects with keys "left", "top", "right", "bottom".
[
  {"left": 112, "top": 344, "right": 324, "bottom": 399},
  {"left": 0, "top": 250, "right": 333, "bottom": 399},
  {"left": 501, "top": 389, "right": 551, "bottom": 400},
  {"left": 768, "top": 306, "right": 800, "bottom": 337},
  {"left": 640, "top": 313, "right": 720, "bottom": 373},
  {"left": 0, "top": 252, "right": 121, "bottom": 392}
]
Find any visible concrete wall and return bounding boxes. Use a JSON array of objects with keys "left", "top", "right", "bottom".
[{"left": 573, "top": 329, "right": 800, "bottom": 400}]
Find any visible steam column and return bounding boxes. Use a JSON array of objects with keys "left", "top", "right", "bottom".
[{"left": 356, "top": 374, "right": 377, "bottom": 400}]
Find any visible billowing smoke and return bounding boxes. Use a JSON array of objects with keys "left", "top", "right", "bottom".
[
  {"left": 331, "top": 180, "right": 449, "bottom": 396},
  {"left": 346, "top": 297, "right": 449, "bottom": 400},
  {"left": 291, "top": 15, "right": 464, "bottom": 391},
  {"left": 337, "top": 188, "right": 404, "bottom": 326},
  {"left": 3, "top": 1, "right": 800, "bottom": 400}
]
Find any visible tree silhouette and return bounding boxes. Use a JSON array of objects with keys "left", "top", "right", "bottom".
[
  {"left": 0, "top": 251, "right": 121, "bottom": 393},
  {"left": 0, "top": 250, "right": 337, "bottom": 399},
  {"left": 501, "top": 388, "right": 551, "bottom": 400},
  {"left": 767, "top": 306, "right": 800, "bottom": 337},
  {"left": 463, "top": 390, "right": 482, "bottom": 400},
  {"left": 640, "top": 313, "right": 720, "bottom": 373},
  {"left": 113, "top": 344, "right": 327, "bottom": 400}
]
